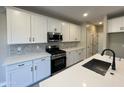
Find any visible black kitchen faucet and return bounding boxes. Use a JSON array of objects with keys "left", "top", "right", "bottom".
[{"left": 101, "top": 49, "right": 116, "bottom": 70}]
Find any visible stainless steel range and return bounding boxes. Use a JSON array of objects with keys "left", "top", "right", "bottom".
[{"left": 46, "top": 46, "right": 66, "bottom": 74}]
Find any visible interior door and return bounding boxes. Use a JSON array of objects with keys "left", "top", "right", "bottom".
[
  {"left": 86, "top": 26, "right": 98, "bottom": 58},
  {"left": 86, "top": 28, "right": 93, "bottom": 58}
]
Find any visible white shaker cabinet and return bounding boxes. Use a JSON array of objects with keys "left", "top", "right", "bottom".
[
  {"left": 61, "top": 22, "right": 70, "bottom": 42},
  {"left": 66, "top": 51, "right": 75, "bottom": 67},
  {"left": 33, "top": 57, "right": 51, "bottom": 82},
  {"left": 7, "top": 8, "right": 31, "bottom": 44},
  {"left": 6, "top": 56, "right": 51, "bottom": 87},
  {"left": 108, "top": 17, "right": 124, "bottom": 33},
  {"left": 31, "top": 14, "right": 47, "bottom": 43},
  {"left": 6, "top": 61, "right": 33, "bottom": 87},
  {"left": 70, "top": 23, "right": 81, "bottom": 41},
  {"left": 66, "top": 48, "right": 84, "bottom": 67},
  {"left": 47, "top": 18, "right": 62, "bottom": 33}
]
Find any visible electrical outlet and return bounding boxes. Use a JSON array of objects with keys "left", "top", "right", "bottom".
[
  {"left": 17, "top": 47, "right": 22, "bottom": 54},
  {"left": 36, "top": 45, "right": 40, "bottom": 49}
]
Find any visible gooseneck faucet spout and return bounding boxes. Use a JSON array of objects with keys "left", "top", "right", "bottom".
[{"left": 101, "top": 49, "right": 116, "bottom": 70}]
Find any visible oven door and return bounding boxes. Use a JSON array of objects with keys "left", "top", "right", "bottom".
[{"left": 51, "top": 56, "right": 66, "bottom": 74}]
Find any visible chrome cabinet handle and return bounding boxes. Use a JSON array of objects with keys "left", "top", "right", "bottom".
[
  {"left": 35, "top": 66, "right": 37, "bottom": 70},
  {"left": 18, "top": 64, "right": 24, "bottom": 67},
  {"left": 33, "top": 37, "right": 35, "bottom": 42},
  {"left": 54, "top": 28, "right": 57, "bottom": 31},
  {"left": 31, "top": 67, "right": 33, "bottom": 71},
  {"left": 29, "top": 37, "right": 31, "bottom": 42}
]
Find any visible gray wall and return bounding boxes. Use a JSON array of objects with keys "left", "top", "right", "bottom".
[
  {"left": 108, "top": 33, "right": 124, "bottom": 58},
  {"left": 0, "top": 12, "right": 7, "bottom": 84}
]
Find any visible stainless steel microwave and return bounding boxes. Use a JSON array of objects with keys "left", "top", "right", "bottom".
[{"left": 47, "top": 32, "right": 63, "bottom": 42}]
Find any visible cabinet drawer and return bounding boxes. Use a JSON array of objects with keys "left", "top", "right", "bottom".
[
  {"left": 7, "top": 61, "right": 32, "bottom": 71},
  {"left": 38, "top": 56, "right": 50, "bottom": 61}
]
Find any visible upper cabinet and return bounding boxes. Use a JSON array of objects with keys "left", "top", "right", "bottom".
[
  {"left": 47, "top": 18, "right": 62, "bottom": 33},
  {"left": 69, "top": 23, "right": 81, "bottom": 41},
  {"left": 108, "top": 16, "right": 124, "bottom": 33},
  {"left": 31, "top": 14, "right": 47, "bottom": 43},
  {"left": 6, "top": 8, "right": 81, "bottom": 44},
  {"left": 61, "top": 22, "right": 70, "bottom": 42},
  {"left": 7, "top": 8, "right": 47, "bottom": 44},
  {"left": 7, "top": 8, "right": 31, "bottom": 44}
]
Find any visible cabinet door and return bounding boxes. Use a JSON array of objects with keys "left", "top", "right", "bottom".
[
  {"left": 108, "top": 20, "right": 112, "bottom": 33},
  {"left": 48, "top": 18, "right": 62, "bottom": 33},
  {"left": 7, "top": 61, "right": 33, "bottom": 87},
  {"left": 112, "top": 17, "right": 123, "bottom": 32},
  {"left": 7, "top": 8, "right": 31, "bottom": 44},
  {"left": 33, "top": 57, "right": 51, "bottom": 82},
  {"left": 66, "top": 51, "right": 76, "bottom": 67},
  {"left": 31, "top": 14, "right": 47, "bottom": 43},
  {"left": 61, "top": 22, "right": 70, "bottom": 42},
  {"left": 70, "top": 24, "right": 81, "bottom": 41},
  {"left": 75, "top": 25, "right": 81, "bottom": 41},
  {"left": 77, "top": 49, "right": 84, "bottom": 61},
  {"left": 70, "top": 24, "right": 76, "bottom": 41}
]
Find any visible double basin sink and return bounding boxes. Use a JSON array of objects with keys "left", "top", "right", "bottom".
[{"left": 82, "top": 59, "right": 111, "bottom": 76}]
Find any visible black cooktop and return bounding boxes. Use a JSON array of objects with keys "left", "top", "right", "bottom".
[{"left": 46, "top": 46, "right": 66, "bottom": 55}]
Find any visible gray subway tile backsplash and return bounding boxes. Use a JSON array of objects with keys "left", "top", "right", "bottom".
[{"left": 8, "top": 42, "right": 80, "bottom": 56}]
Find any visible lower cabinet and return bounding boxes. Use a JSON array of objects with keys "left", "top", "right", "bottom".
[
  {"left": 66, "top": 48, "right": 84, "bottom": 67},
  {"left": 33, "top": 57, "right": 51, "bottom": 82},
  {"left": 6, "top": 61, "right": 33, "bottom": 87},
  {"left": 6, "top": 56, "right": 51, "bottom": 87}
]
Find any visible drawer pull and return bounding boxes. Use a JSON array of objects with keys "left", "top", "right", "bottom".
[
  {"left": 120, "top": 27, "right": 124, "bottom": 30},
  {"left": 41, "top": 59, "right": 45, "bottom": 61},
  {"left": 18, "top": 64, "right": 24, "bottom": 67}
]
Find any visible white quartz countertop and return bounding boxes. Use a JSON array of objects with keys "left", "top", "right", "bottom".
[
  {"left": 4, "top": 52, "right": 51, "bottom": 65},
  {"left": 39, "top": 54, "right": 124, "bottom": 87},
  {"left": 62, "top": 47, "right": 84, "bottom": 52}
]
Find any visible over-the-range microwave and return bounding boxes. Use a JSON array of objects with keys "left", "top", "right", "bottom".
[{"left": 47, "top": 32, "right": 63, "bottom": 42}]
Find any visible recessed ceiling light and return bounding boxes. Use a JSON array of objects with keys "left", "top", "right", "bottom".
[
  {"left": 99, "top": 22, "right": 103, "bottom": 25},
  {"left": 83, "top": 13, "right": 88, "bottom": 17}
]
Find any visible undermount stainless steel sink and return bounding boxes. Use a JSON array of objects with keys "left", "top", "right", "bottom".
[{"left": 82, "top": 59, "right": 111, "bottom": 76}]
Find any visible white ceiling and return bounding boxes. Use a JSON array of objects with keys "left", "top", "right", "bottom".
[{"left": 18, "top": 6, "right": 124, "bottom": 24}]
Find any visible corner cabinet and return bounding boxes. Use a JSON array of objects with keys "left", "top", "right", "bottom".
[
  {"left": 6, "top": 56, "right": 51, "bottom": 87},
  {"left": 108, "top": 16, "right": 124, "bottom": 33},
  {"left": 7, "top": 8, "right": 31, "bottom": 44}
]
